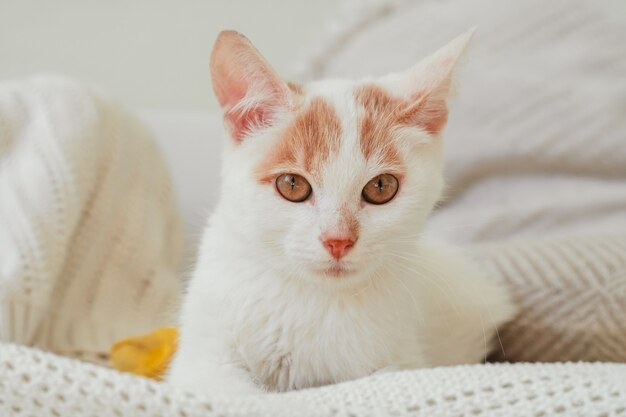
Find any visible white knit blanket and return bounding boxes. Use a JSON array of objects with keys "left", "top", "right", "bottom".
[{"left": 1, "top": 343, "right": 625, "bottom": 417}]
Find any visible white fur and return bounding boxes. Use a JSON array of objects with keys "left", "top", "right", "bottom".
[{"left": 168, "top": 31, "right": 515, "bottom": 395}]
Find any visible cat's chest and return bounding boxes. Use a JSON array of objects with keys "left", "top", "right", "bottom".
[{"left": 230, "top": 279, "right": 423, "bottom": 391}]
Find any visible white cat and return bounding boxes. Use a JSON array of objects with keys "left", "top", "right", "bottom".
[{"left": 168, "top": 29, "right": 515, "bottom": 395}]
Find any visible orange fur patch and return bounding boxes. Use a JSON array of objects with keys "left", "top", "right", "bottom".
[
  {"left": 355, "top": 84, "right": 447, "bottom": 165},
  {"left": 399, "top": 91, "right": 449, "bottom": 135},
  {"left": 256, "top": 97, "right": 342, "bottom": 184},
  {"left": 355, "top": 85, "right": 406, "bottom": 168}
]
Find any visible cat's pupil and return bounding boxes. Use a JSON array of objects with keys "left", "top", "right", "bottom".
[
  {"left": 377, "top": 178, "right": 383, "bottom": 192},
  {"left": 290, "top": 175, "right": 296, "bottom": 190}
]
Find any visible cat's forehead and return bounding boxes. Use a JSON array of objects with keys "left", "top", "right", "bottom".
[{"left": 255, "top": 79, "right": 408, "bottom": 185}]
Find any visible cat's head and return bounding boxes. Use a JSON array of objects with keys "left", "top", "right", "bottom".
[{"left": 211, "top": 30, "right": 472, "bottom": 287}]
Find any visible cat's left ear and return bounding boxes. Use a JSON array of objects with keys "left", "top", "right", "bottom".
[
  {"left": 394, "top": 28, "right": 475, "bottom": 135},
  {"left": 210, "top": 31, "right": 293, "bottom": 143}
]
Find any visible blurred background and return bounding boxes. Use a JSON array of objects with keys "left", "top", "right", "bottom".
[
  {"left": 2, "top": 1, "right": 624, "bottom": 112},
  {"left": 1, "top": 0, "right": 339, "bottom": 112}
]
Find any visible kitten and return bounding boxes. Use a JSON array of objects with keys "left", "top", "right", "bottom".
[{"left": 168, "top": 29, "right": 515, "bottom": 395}]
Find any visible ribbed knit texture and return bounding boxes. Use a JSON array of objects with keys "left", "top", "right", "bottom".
[
  {"left": 474, "top": 236, "right": 626, "bottom": 363},
  {"left": 0, "top": 76, "right": 182, "bottom": 359},
  {"left": 1, "top": 343, "right": 625, "bottom": 417}
]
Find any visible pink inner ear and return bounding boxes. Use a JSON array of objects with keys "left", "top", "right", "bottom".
[
  {"left": 213, "top": 72, "right": 247, "bottom": 109},
  {"left": 214, "top": 74, "right": 266, "bottom": 142},
  {"left": 210, "top": 31, "right": 290, "bottom": 143},
  {"left": 397, "top": 29, "right": 474, "bottom": 135},
  {"left": 415, "top": 97, "right": 448, "bottom": 135},
  {"left": 224, "top": 105, "right": 270, "bottom": 142},
  {"left": 401, "top": 92, "right": 449, "bottom": 135}
]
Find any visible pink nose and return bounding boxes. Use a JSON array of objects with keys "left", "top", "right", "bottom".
[{"left": 322, "top": 238, "right": 356, "bottom": 260}]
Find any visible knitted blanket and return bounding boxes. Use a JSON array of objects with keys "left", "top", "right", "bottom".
[
  {"left": 0, "top": 76, "right": 182, "bottom": 360},
  {"left": 1, "top": 342, "right": 625, "bottom": 417}
]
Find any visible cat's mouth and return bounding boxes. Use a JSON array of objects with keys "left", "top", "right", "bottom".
[{"left": 318, "top": 263, "right": 355, "bottom": 278}]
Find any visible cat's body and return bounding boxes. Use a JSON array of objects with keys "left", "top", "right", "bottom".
[{"left": 168, "top": 30, "right": 515, "bottom": 394}]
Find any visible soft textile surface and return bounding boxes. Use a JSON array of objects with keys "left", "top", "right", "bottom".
[
  {"left": 473, "top": 236, "right": 626, "bottom": 363},
  {"left": 0, "top": 76, "right": 182, "bottom": 359},
  {"left": 1, "top": 343, "right": 625, "bottom": 417}
]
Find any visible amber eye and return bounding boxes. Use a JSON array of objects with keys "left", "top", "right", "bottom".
[
  {"left": 275, "top": 174, "right": 312, "bottom": 202},
  {"left": 362, "top": 174, "right": 399, "bottom": 205}
]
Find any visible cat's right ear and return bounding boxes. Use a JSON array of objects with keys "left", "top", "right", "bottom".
[{"left": 211, "top": 31, "right": 292, "bottom": 143}]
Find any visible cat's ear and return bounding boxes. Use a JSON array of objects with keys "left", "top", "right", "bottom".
[
  {"left": 211, "top": 31, "right": 292, "bottom": 142},
  {"left": 396, "top": 28, "right": 475, "bottom": 135}
]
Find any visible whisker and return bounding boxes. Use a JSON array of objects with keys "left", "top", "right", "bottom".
[{"left": 384, "top": 252, "right": 465, "bottom": 318}]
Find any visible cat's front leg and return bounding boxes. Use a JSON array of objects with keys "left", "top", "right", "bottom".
[{"left": 168, "top": 348, "right": 262, "bottom": 396}]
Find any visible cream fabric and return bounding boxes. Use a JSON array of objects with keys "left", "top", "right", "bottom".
[
  {"left": 474, "top": 236, "right": 626, "bottom": 363},
  {"left": 1, "top": 342, "right": 625, "bottom": 417},
  {"left": 0, "top": 76, "right": 182, "bottom": 359}
]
